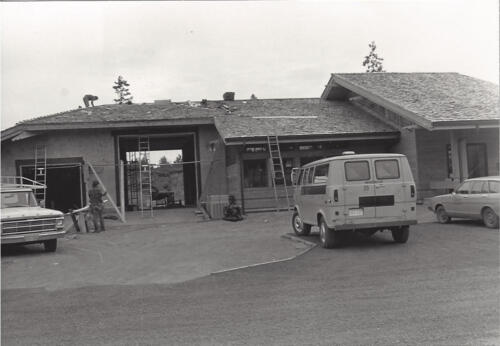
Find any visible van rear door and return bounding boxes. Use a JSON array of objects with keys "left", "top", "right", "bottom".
[
  {"left": 343, "top": 160, "right": 376, "bottom": 220},
  {"left": 373, "top": 158, "right": 404, "bottom": 218}
]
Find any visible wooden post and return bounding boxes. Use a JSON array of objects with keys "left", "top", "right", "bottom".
[
  {"left": 69, "top": 210, "right": 81, "bottom": 232},
  {"left": 119, "top": 160, "right": 126, "bottom": 222},
  {"left": 87, "top": 161, "right": 125, "bottom": 223}
]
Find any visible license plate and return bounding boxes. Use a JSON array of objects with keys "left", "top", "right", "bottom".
[
  {"left": 348, "top": 208, "right": 364, "bottom": 217},
  {"left": 24, "top": 235, "right": 39, "bottom": 242}
]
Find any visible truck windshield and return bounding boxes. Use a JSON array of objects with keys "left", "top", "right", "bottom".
[{"left": 1, "top": 191, "right": 38, "bottom": 208}]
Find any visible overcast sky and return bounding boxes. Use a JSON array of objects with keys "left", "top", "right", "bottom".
[{"left": 1, "top": 0, "right": 498, "bottom": 130}]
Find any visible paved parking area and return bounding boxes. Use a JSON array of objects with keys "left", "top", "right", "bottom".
[{"left": 2, "top": 209, "right": 309, "bottom": 291}]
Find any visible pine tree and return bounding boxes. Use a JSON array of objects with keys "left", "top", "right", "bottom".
[
  {"left": 112, "top": 76, "right": 133, "bottom": 104},
  {"left": 362, "top": 41, "right": 385, "bottom": 73}
]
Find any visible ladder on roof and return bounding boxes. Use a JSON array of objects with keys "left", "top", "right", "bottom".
[
  {"left": 138, "top": 137, "right": 153, "bottom": 217},
  {"left": 33, "top": 144, "right": 47, "bottom": 203},
  {"left": 267, "top": 135, "right": 290, "bottom": 212}
]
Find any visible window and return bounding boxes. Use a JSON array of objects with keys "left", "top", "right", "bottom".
[
  {"left": 467, "top": 143, "right": 487, "bottom": 178},
  {"left": 345, "top": 161, "right": 370, "bottom": 181},
  {"left": 304, "top": 167, "right": 315, "bottom": 185},
  {"left": 243, "top": 159, "right": 268, "bottom": 188},
  {"left": 313, "top": 164, "right": 329, "bottom": 184},
  {"left": 244, "top": 145, "right": 267, "bottom": 153},
  {"left": 456, "top": 181, "right": 471, "bottom": 194},
  {"left": 375, "top": 160, "right": 400, "bottom": 179},
  {"left": 489, "top": 181, "right": 500, "bottom": 193},
  {"left": 470, "top": 181, "right": 485, "bottom": 194}
]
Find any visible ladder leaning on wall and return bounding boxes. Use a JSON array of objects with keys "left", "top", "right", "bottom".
[
  {"left": 33, "top": 144, "right": 47, "bottom": 204},
  {"left": 266, "top": 135, "right": 290, "bottom": 212},
  {"left": 138, "top": 136, "right": 153, "bottom": 216}
]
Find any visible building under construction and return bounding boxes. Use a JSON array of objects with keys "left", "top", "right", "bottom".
[{"left": 1, "top": 73, "right": 498, "bottom": 216}]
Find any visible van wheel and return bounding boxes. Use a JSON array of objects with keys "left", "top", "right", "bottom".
[
  {"left": 292, "top": 211, "right": 311, "bottom": 236},
  {"left": 482, "top": 207, "right": 499, "bottom": 229},
  {"left": 436, "top": 206, "right": 451, "bottom": 224},
  {"left": 44, "top": 239, "right": 57, "bottom": 252},
  {"left": 319, "top": 218, "right": 341, "bottom": 248},
  {"left": 391, "top": 226, "right": 409, "bottom": 244}
]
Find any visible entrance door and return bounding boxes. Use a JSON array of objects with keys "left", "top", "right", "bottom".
[
  {"left": 343, "top": 160, "right": 376, "bottom": 221},
  {"left": 467, "top": 143, "right": 487, "bottom": 178}
]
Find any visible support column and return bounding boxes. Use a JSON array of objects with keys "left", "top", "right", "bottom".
[{"left": 449, "top": 131, "right": 461, "bottom": 182}]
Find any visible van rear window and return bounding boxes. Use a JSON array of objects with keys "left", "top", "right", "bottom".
[
  {"left": 345, "top": 161, "right": 370, "bottom": 181},
  {"left": 375, "top": 160, "right": 400, "bottom": 179}
]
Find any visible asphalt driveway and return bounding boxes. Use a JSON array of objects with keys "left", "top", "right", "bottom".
[{"left": 2, "top": 209, "right": 309, "bottom": 291}]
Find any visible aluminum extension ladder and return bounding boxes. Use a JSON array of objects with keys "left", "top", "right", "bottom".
[
  {"left": 138, "top": 137, "right": 153, "bottom": 216},
  {"left": 266, "top": 135, "right": 290, "bottom": 211},
  {"left": 33, "top": 144, "right": 47, "bottom": 203}
]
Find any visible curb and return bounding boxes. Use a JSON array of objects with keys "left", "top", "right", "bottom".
[
  {"left": 281, "top": 233, "right": 318, "bottom": 247},
  {"left": 211, "top": 235, "right": 317, "bottom": 275}
]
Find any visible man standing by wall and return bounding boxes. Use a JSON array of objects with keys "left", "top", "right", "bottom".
[{"left": 89, "top": 180, "right": 106, "bottom": 232}]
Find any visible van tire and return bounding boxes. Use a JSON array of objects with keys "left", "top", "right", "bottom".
[
  {"left": 319, "top": 218, "right": 341, "bottom": 248},
  {"left": 436, "top": 206, "right": 451, "bottom": 224},
  {"left": 44, "top": 239, "right": 57, "bottom": 252},
  {"left": 482, "top": 207, "right": 499, "bottom": 229},
  {"left": 292, "top": 211, "right": 311, "bottom": 236},
  {"left": 391, "top": 226, "right": 409, "bottom": 244}
]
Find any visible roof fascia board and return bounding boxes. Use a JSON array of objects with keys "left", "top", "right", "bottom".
[
  {"left": 320, "top": 75, "right": 335, "bottom": 99},
  {"left": 224, "top": 133, "right": 399, "bottom": 145},
  {"left": 429, "top": 124, "right": 499, "bottom": 131},
  {"left": 333, "top": 75, "right": 434, "bottom": 130},
  {"left": 9, "top": 118, "right": 214, "bottom": 132},
  {"left": 12, "top": 131, "right": 38, "bottom": 142}
]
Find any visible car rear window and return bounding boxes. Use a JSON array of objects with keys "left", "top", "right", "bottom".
[
  {"left": 489, "top": 181, "right": 500, "bottom": 193},
  {"left": 375, "top": 159, "right": 400, "bottom": 179},
  {"left": 345, "top": 161, "right": 370, "bottom": 181},
  {"left": 313, "top": 164, "right": 329, "bottom": 184}
]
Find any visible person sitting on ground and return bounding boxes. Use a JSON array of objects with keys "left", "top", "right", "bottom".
[
  {"left": 223, "top": 195, "right": 243, "bottom": 222},
  {"left": 89, "top": 180, "right": 107, "bottom": 232}
]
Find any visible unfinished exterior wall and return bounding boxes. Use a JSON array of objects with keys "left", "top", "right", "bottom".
[
  {"left": 391, "top": 129, "right": 419, "bottom": 188},
  {"left": 415, "top": 128, "right": 499, "bottom": 199},
  {"left": 1, "top": 129, "right": 116, "bottom": 207},
  {"left": 197, "top": 125, "right": 227, "bottom": 199}
]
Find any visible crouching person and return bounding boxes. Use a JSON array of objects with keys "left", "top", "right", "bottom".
[{"left": 223, "top": 195, "right": 243, "bottom": 222}]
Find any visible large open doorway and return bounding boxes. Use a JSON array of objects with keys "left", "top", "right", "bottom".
[
  {"left": 20, "top": 164, "right": 84, "bottom": 213},
  {"left": 118, "top": 133, "right": 198, "bottom": 210}
]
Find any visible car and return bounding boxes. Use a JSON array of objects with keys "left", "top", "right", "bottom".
[
  {"left": 291, "top": 153, "right": 417, "bottom": 248},
  {"left": 1, "top": 177, "right": 65, "bottom": 252},
  {"left": 428, "top": 176, "right": 500, "bottom": 229}
]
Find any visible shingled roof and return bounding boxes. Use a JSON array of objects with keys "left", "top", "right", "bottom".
[
  {"left": 322, "top": 73, "right": 499, "bottom": 129},
  {"left": 214, "top": 98, "right": 397, "bottom": 143}
]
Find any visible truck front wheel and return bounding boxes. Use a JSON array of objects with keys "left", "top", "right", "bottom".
[{"left": 44, "top": 239, "right": 57, "bottom": 252}]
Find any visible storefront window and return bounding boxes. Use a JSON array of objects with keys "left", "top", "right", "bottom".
[{"left": 243, "top": 159, "right": 268, "bottom": 188}]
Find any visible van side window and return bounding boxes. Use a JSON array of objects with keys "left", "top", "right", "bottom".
[
  {"left": 306, "top": 167, "right": 315, "bottom": 184},
  {"left": 313, "top": 164, "right": 329, "bottom": 184},
  {"left": 345, "top": 161, "right": 370, "bottom": 181},
  {"left": 375, "top": 159, "right": 400, "bottom": 179},
  {"left": 301, "top": 168, "right": 309, "bottom": 185}
]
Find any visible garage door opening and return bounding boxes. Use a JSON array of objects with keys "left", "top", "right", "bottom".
[
  {"left": 20, "top": 164, "right": 83, "bottom": 213},
  {"left": 119, "top": 134, "right": 198, "bottom": 211}
]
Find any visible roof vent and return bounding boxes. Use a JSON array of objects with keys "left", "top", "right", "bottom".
[
  {"left": 223, "top": 92, "right": 235, "bottom": 101},
  {"left": 342, "top": 151, "right": 355, "bottom": 155}
]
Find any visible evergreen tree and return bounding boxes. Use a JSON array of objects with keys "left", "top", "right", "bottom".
[
  {"left": 362, "top": 41, "right": 385, "bottom": 73},
  {"left": 173, "top": 154, "right": 183, "bottom": 163},
  {"left": 112, "top": 76, "right": 133, "bottom": 104},
  {"left": 159, "top": 156, "right": 169, "bottom": 165}
]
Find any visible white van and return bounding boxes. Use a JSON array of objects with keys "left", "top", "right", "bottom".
[{"left": 291, "top": 153, "right": 417, "bottom": 248}]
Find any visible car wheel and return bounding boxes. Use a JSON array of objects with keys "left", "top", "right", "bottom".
[
  {"left": 319, "top": 217, "right": 342, "bottom": 249},
  {"left": 482, "top": 207, "right": 499, "bottom": 229},
  {"left": 44, "top": 239, "right": 57, "bottom": 252},
  {"left": 391, "top": 226, "right": 410, "bottom": 244},
  {"left": 436, "top": 206, "right": 451, "bottom": 224},
  {"left": 292, "top": 211, "right": 311, "bottom": 236}
]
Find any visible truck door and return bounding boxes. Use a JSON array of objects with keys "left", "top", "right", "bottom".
[
  {"left": 343, "top": 160, "right": 376, "bottom": 221},
  {"left": 373, "top": 158, "right": 404, "bottom": 218}
]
